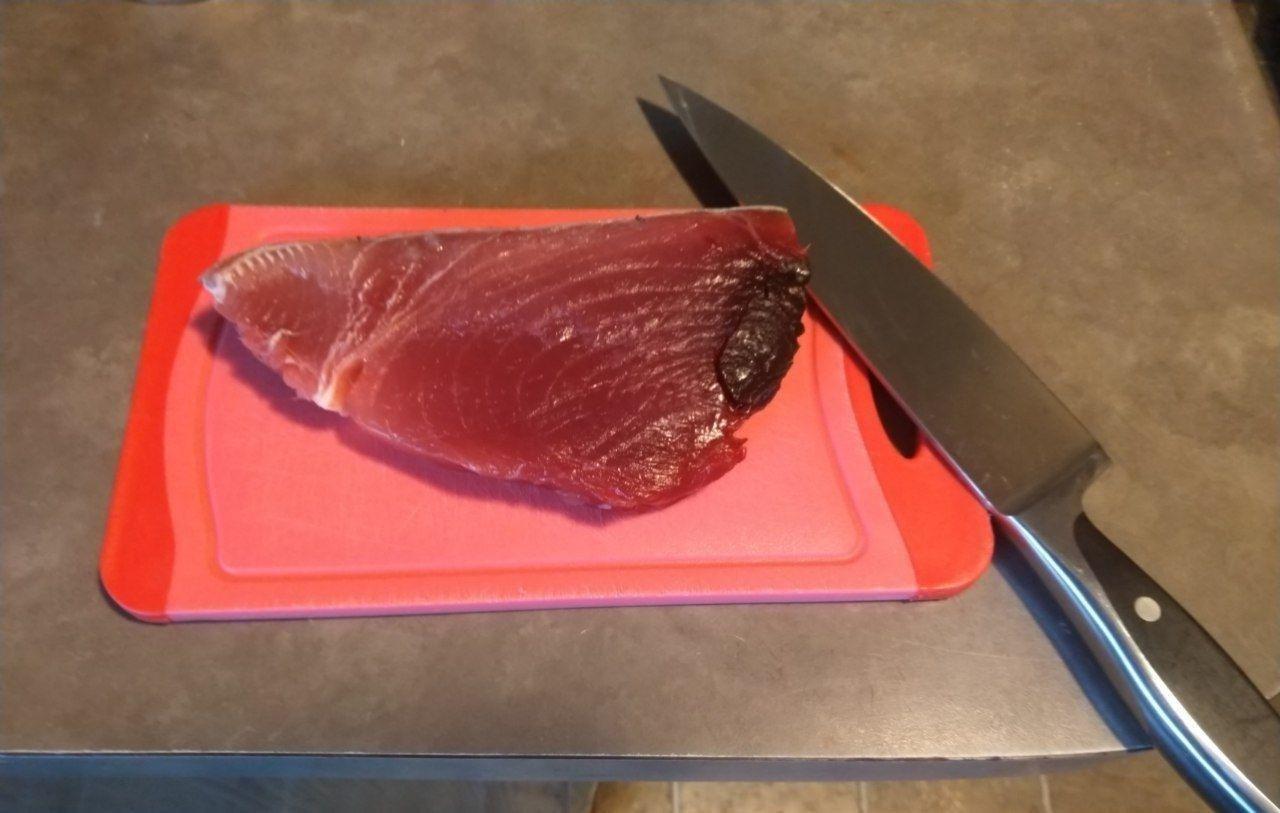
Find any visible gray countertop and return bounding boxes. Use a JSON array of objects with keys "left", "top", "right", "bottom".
[{"left": 1, "top": 1, "right": 1275, "bottom": 779}]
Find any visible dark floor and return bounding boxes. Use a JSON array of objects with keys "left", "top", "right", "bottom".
[
  {"left": 593, "top": 752, "right": 1211, "bottom": 813},
  {"left": 0, "top": 752, "right": 1214, "bottom": 812},
  {"left": 0, "top": 777, "right": 592, "bottom": 813}
]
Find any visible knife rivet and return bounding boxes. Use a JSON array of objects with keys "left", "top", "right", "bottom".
[{"left": 1134, "top": 596, "right": 1162, "bottom": 623}]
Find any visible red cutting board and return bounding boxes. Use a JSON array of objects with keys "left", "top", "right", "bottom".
[{"left": 101, "top": 204, "right": 992, "bottom": 623}]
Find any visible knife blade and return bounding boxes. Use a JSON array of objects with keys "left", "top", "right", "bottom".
[{"left": 659, "top": 77, "right": 1280, "bottom": 813}]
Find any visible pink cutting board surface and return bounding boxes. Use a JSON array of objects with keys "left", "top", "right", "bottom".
[{"left": 101, "top": 204, "right": 993, "bottom": 623}]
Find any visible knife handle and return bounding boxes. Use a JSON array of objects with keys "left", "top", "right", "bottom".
[{"left": 1003, "top": 476, "right": 1280, "bottom": 813}]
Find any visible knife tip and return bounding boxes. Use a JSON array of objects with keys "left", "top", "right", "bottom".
[{"left": 657, "top": 74, "right": 686, "bottom": 107}]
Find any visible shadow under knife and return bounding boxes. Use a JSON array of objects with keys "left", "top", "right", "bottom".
[
  {"left": 993, "top": 531, "right": 1150, "bottom": 752},
  {"left": 637, "top": 98, "right": 738, "bottom": 209}
]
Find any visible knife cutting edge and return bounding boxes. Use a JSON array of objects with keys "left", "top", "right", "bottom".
[{"left": 657, "top": 77, "right": 1280, "bottom": 812}]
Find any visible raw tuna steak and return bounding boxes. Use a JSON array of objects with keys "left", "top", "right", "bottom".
[{"left": 202, "top": 208, "right": 810, "bottom": 508}]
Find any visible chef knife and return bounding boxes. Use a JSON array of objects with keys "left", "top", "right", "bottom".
[{"left": 659, "top": 77, "right": 1280, "bottom": 813}]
